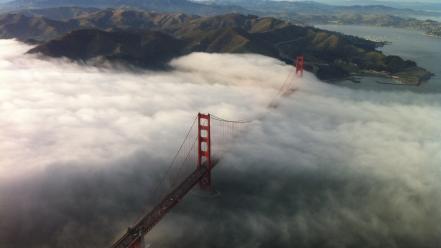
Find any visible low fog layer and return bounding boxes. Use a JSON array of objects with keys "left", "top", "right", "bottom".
[
  {"left": 0, "top": 39, "right": 440, "bottom": 248},
  {"left": 0, "top": 40, "right": 283, "bottom": 180}
]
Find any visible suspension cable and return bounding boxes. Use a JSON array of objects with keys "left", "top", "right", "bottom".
[
  {"left": 210, "top": 114, "right": 253, "bottom": 124},
  {"left": 151, "top": 116, "right": 197, "bottom": 201}
]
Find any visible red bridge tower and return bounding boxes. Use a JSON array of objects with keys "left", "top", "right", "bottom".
[
  {"left": 197, "top": 113, "right": 212, "bottom": 190},
  {"left": 296, "top": 56, "right": 304, "bottom": 77}
]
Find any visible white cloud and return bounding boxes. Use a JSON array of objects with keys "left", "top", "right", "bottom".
[
  {"left": 0, "top": 39, "right": 440, "bottom": 247},
  {"left": 0, "top": 40, "right": 287, "bottom": 181}
]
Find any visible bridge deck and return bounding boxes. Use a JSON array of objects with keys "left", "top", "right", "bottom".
[{"left": 111, "top": 165, "right": 210, "bottom": 248}]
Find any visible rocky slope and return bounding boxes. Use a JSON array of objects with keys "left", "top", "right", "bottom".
[
  {"left": 0, "top": 13, "right": 79, "bottom": 41},
  {"left": 13, "top": 6, "right": 100, "bottom": 20}
]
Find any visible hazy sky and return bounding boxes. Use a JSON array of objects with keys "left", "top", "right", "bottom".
[
  {"left": 259, "top": 0, "right": 441, "bottom": 7},
  {"left": 280, "top": 0, "right": 440, "bottom": 3}
]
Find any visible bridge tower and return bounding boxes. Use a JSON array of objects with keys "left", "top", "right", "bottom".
[
  {"left": 296, "top": 56, "right": 304, "bottom": 77},
  {"left": 197, "top": 113, "right": 212, "bottom": 190}
]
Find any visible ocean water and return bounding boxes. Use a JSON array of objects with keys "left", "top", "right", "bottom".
[{"left": 316, "top": 25, "right": 441, "bottom": 92}]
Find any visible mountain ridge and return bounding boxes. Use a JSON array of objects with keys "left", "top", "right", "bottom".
[{"left": 12, "top": 9, "right": 431, "bottom": 84}]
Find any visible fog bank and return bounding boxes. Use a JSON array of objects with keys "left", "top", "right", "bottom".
[{"left": 0, "top": 39, "right": 440, "bottom": 248}]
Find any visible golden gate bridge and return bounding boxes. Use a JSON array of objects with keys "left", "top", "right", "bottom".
[{"left": 110, "top": 56, "right": 305, "bottom": 248}]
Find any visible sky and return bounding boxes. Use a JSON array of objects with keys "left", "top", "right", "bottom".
[
  {"left": 275, "top": 0, "right": 440, "bottom": 3},
  {"left": 0, "top": 39, "right": 440, "bottom": 247}
]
